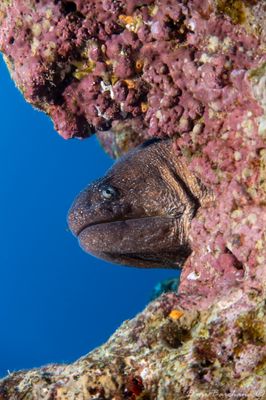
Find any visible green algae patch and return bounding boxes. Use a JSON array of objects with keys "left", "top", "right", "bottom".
[
  {"left": 249, "top": 62, "right": 266, "bottom": 81},
  {"left": 236, "top": 311, "right": 266, "bottom": 346},
  {"left": 259, "top": 149, "right": 266, "bottom": 200},
  {"left": 72, "top": 60, "right": 96, "bottom": 80},
  {"left": 216, "top": 0, "right": 247, "bottom": 24}
]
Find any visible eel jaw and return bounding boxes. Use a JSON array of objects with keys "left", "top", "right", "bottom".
[{"left": 77, "top": 216, "right": 190, "bottom": 269}]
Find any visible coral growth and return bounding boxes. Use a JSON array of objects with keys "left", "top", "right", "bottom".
[
  {"left": 0, "top": 292, "right": 266, "bottom": 399},
  {"left": 0, "top": 0, "right": 264, "bottom": 150},
  {"left": 0, "top": 0, "right": 266, "bottom": 399}
]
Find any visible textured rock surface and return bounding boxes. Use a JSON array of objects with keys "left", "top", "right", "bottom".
[
  {"left": 1, "top": 292, "right": 266, "bottom": 399},
  {"left": 0, "top": 0, "right": 265, "bottom": 152},
  {"left": 1, "top": 0, "right": 266, "bottom": 399}
]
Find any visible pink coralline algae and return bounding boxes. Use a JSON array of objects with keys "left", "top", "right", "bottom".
[
  {"left": 1, "top": 0, "right": 266, "bottom": 399},
  {"left": 0, "top": 0, "right": 264, "bottom": 148}
]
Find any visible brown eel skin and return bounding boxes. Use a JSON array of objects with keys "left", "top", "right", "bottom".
[{"left": 68, "top": 139, "right": 211, "bottom": 268}]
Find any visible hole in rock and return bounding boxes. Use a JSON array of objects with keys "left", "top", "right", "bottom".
[
  {"left": 225, "top": 247, "right": 244, "bottom": 270},
  {"left": 61, "top": 1, "right": 77, "bottom": 14}
]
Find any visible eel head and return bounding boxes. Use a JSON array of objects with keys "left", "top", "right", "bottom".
[{"left": 67, "top": 140, "right": 200, "bottom": 268}]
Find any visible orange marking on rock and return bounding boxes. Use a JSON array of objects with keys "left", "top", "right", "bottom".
[
  {"left": 119, "top": 15, "right": 134, "bottom": 25},
  {"left": 169, "top": 310, "right": 184, "bottom": 320},
  {"left": 124, "top": 79, "right": 136, "bottom": 89},
  {"left": 135, "top": 59, "right": 144, "bottom": 72},
  {"left": 141, "top": 102, "right": 148, "bottom": 113}
]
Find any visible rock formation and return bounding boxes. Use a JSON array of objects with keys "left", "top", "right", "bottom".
[{"left": 0, "top": 1, "right": 266, "bottom": 399}]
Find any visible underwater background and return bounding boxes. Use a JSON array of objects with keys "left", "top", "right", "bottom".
[{"left": 0, "top": 55, "right": 178, "bottom": 377}]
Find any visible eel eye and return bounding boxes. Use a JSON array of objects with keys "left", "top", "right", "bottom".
[{"left": 100, "top": 186, "right": 117, "bottom": 200}]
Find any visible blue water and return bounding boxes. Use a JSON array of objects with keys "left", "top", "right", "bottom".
[{"left": 0, "top": 56, "right": 178, "bottom": 378}]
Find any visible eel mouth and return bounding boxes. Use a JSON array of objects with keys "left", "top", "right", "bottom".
[
  {"left": 67, "top": 212, "right": 190, "bottom": 268},
  {"left": 76, "top": 215, "right": 188, "bottom": 269},
  {"left": 76, "top": 215, "right": 175, "bottom": 237},
  {"left": 77, "top": 215, "right": 179, "bottom": 258}
]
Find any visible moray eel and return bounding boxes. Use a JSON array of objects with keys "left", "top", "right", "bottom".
[{"left": 68, "top": 139, "right": 209, "bottom": 268}]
